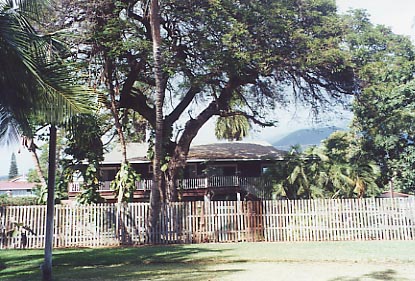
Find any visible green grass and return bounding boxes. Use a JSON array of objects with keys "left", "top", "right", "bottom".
[{"left": 1, "top": 241, "right": 415, "bottom": 280}]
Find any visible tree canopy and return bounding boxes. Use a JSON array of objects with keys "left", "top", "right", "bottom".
[
  {"left": 347, "top": 10, "right": 415, "bottom": 193},
  {"left": 0, "top": 0, "right": 94, "bottom": 143},
  {"left": 47, "top": 0, "right": 363, "bottom": 202},
  {"left": 38, "top": 0, "right": 415, "bottom": 199}
]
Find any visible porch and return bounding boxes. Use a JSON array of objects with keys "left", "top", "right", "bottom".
[{"left": 68, "top": 176, "right": 273, "bottom": 201}]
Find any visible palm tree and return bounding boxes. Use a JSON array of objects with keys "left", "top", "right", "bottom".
[
  {"left": 215, "top": 115, "right": 251, "bottom": 141},
  {"left": 321, "top": 131, "right": 381, "bottom": 198},
  {"left": 271, "top": 145, "right": 312, "bottom": 199},
  {"left": 148, "top": 0, "right": 164, "bottom": 243},
  {"left": 0, "top": 0, "right": 90, "bottom": 143},
  {"left": 0, "top": 1, "right": 93, "bottom": 280}
]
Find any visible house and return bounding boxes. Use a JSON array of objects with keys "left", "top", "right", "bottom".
[
  {"left": 0, "top": 176, "right": 36, "bottom": 197},
  {"left": 69, "top": 141, "right": 285, "bottom": 202},
  {"left": 378, "top": 190, "right": 414, "bottom": 198}
]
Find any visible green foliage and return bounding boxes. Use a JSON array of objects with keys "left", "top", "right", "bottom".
[
  {"left": 8, "top": 153, "right": 19, "bottom": 180},
  {"left": 266, "top": 145, "right": 325, "bottom": 199},
  {"left": 0, "top": 195, "right": 38, "bottom": 206},
  {"left": 76, "top": 162, "right": 104, "bottom": 204},
  {"left": 65, "top": 114, "right": 104, "bottom": 162},
  {"left": 267, "top": 131, "right": 381, "bottom": 199},
  {"left": 25, "top": 142, "right": 67, "bottom": 203},
  {"left": 122, "top": 110, "right": 148, "bottom": 143},
  {"left": 0, "top": 0, "right": 94, "bottom": 143},
  {"left": 321, "top": 132, "right": 381, "bottom": 198},
  {"left": 110, "top": 163, "right": 140, "bottom": 203},
  {"left": 44, "top": 0, "right": 407, "bottom": 201},
  {"left": 62, "top": 114, "right": 105, "bottom": 204},
  {"left": 347, "top": 10, "right": 415, "bottom": 193},
  {"left": 32, "top": 184, "right": 47, "bottom": 204},
  {"left": 26, "top": 169, "right": 40, "bottom": 183},
  {"left": 215, "top": 115, "right": 251, "bottom": 141},
  {"left": 48, "top": 0, "right": 359, "bottom": 141}
]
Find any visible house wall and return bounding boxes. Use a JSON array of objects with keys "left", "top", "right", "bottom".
[
  {"left": 101, "top": 163, "right": 153, "bottom": 181},
  {"left": 131, "top": 163, "right": 153, "bottom": 178},
  {"left": 238, "top": 161, "right": 262, "bottom": 177},
  {"left": 100, "top": 159, "right": 275, "bottom": 181},
  {"left": 0, "top": 190, "right": 35, "bottom": 197}
]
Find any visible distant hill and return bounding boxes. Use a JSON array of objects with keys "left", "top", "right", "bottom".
[
  {"left": 272, "top": 126, "right": 345, "bottom": 150},
  {"left": 0, "top": 175, "right": 8, "bottom": 181}
]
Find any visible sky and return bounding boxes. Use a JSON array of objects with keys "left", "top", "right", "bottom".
[{"left": 1, "top": 0, "right": 415, "bottom": 176}]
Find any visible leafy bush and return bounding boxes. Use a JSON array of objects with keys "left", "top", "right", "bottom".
[{"left": 0, "top": 195, "right": 40, "bottom": 206}]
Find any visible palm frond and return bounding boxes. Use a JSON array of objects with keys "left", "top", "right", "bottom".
[
  {"left": 0, "top": 1, "right": 95, "bottom": 142},
  {"left": 0, "top": 107, "right": 21, "bottom": 145}
]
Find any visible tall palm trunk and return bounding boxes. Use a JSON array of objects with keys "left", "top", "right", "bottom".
[
  {"left": 31, "top": 150, "right": 47, "bottom": 187},
  {"left": 105, "top": 54, "right": 130, "bottom": 243},
  {"left": 23, "top": 137, "right": 47, "bottom": 188},
  {"left": 42, "top": 125, "right": 57, "bottom": 281},
  {"left": 148, "top": 0, "right": 165, "bottom": 243}
]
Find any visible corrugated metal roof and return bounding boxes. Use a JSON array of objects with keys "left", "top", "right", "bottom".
[
  {"left": 103, "top": 143, "right": 150, "bottom": 164},
  {"left": 0, "top": 182, "right": 36, "bottom": 191},
  {"left": 102, "top": 141, "right": 285, "bottom": 164},
  {"left": 188, "top": 142, "right": 285, "bottom": 160}
]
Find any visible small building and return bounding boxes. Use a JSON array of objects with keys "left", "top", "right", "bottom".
[
  {"left": 0, "top": 176, "right": 36, "bottom": 197},
  {"left": 69, "top": 141, "right": 285, "bottom": 202},
  {"left": 378, "top": 191, "right": 414, "bottom": 198}
]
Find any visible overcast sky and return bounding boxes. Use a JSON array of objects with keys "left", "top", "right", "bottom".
[
  {"left": 337, "top": 0, "right": 415, "bottom": 37},
  {"left": 1, "top": 0, "right": 414, "bottom": 176}
]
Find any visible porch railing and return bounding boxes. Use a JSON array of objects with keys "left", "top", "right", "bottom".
[
  {"left": 69, "top": 179, "right": 153, "bottom": 192},
  {"left": 69, "top": 176, "right": 272, "bottom": 196}
]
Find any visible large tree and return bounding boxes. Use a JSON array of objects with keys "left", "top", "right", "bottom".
[
  {"left": 347, "top": 10, "right": 415, "bottom": 193},
  {"left": 56, "top": 0, "right": 357, "bottom": 199}
]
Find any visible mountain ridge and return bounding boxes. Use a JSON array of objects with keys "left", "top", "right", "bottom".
[{"left": 271, "top": 126, "right": 345, "bottom": 150}]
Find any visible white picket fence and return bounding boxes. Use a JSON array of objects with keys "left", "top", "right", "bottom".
[{"left": 1, "top": 198, "right": 414, "bottom": 249}]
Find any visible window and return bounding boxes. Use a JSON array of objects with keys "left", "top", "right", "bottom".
[{"left": 261, "top": 165, "right": 270, "bottom": 174}]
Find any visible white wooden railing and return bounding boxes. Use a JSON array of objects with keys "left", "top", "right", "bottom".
[
  {"left": 69, "top": 176, "right": 272, "bottom": 196},
  {"left": 135, "top": 179, "right": 153, "bottom": 191}
]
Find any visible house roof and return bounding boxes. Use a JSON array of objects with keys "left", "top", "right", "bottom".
[
  {"left": 102, "top": 141, "right": 285, "bottom": 164},
  {"left": 187, "top": 141, "right": 285, "bottom": 161},
  {"left": 103, "top": 143, "right": 150, "bottom": 164},
  {"left": 0, "top": 181, "right": 36, "bottom": 191},
  {"left": 378, "top": 191, "right": 414, "bottom": 198}
]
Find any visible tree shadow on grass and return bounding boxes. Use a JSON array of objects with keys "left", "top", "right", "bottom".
[
  {"left": 1, "top": 245, "right": 241, "bottom": 280},
  {"left": 0, "top": 250, "right": 44, "bottom": 280},
  {"left": 329, "top": 269, "right": 410, "bottom": 281},
  {"left": 54, "top": 263, "right": 244, "bottom": 280}
]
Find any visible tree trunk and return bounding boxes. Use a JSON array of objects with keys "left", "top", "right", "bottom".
[
  {"left": 22, "top": 137, "right": 47, "bottom": 188},
  {"left": 162, "top": 80, "right": 240, "bottom": 200},
  {"left": 148, "top": 0, "right": 165, "bottom": 243},
  {"left": 42, "top": 125, "right": 57, "bottom": 281},
  {"left": 30, "top": 150, "right": 47, "bottom": 188},
  {"left": 105, "top": 50, "right": 129, "bottom": 244},
  {"left": 29, "top": 143, "right": 47, "bottom": 188}
]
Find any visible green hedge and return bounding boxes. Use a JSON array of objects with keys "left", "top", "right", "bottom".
[{"left": 0, "top": 195, "right": 40, "bottom": 206}]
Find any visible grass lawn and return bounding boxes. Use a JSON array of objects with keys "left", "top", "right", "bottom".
[{"left": 1, "top": 241, "right": 415, "bottom": 280}]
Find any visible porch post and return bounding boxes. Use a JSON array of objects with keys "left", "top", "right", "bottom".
[{"left": 204, "top": 192, "right": 211, "bottom": 203}]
